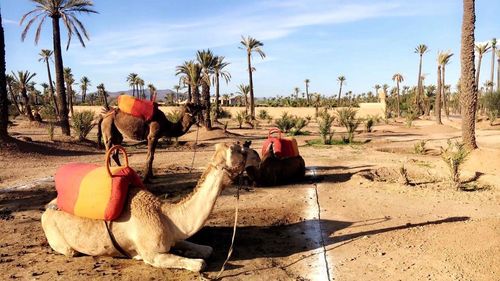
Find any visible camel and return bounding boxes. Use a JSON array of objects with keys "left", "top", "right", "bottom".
[
  {"left": 97, "top": 102, "right": 202, "bottom": 182},
  {"left": 243, "top": 141, "right": 305, "bottom": 186},
  {"left": 41, "top": 142, "right": 247, "bottom": 272}
]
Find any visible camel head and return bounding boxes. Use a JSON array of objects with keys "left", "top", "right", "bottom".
[
  {"left": 183, "top": 102, "right": 204, "bottom": 124},
  {"left": 241, "top": 140, "right": 261, "bottom": 168},
  {"left": 212, "top": 142, "right": 247, "bottom": 183}
]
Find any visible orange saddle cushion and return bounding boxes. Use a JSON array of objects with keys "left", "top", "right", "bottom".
[
  {"left": 117, "top": 95, "right": 155, "bottom": 121},
  {"left": 262, "top": 128, "right": 299, "bottom": 158},
  {"left": 55, "top": 163, "right": 144, "bottom": 221}
]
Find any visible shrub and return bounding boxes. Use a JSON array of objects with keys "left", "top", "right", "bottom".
[
  {"left": 414, "top": 139, "right": 428, "bottom": 155},
  {"left": 40, "top": 104, "right": 57, "bottom": 121},
  {"left": 336, "top": 107, "right": 361, "bottom": 143},
  {"left": 482, "top": 91, "right": 500, "bottom": 114},
  {"left": 235, "top": 110, "right": 249, "bottom": 129},
  {"left": 166, "top": 109, "right": 182, "bottom": 123},
  {"left": 47, "top": 122, "right": 54, "bottom": 141},
  {"left": 318, "top": 111, "right": 335, "bottom": 145},
  {"left": 218, "top": 107, "right": 232, "bottom": 119},
  {"left": 258, "top": 109, "right": 270, "bottom": 120},
  {"left": 405, "top": 107, "right": 418, "bottom": 128},
  {"left": 274, "top": 112, "right": 295, "bottom": 133},
  {"left": 72, "top": 110, "right": 95, "bottom": 141},
  {"left": 364, "top": 115, "right": 380, "bottom": 132},
  {"left": 440, "top": 140, "right": 471, "bottom": 190},
  {"left": 487, "top": 109, "right": 497, "bottom": 126},
  {"left": 290, "top": 116, "right": 309, "bottom": 136}
]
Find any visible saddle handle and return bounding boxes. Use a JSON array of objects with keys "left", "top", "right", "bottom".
[
  {"left": 105, "top": 145, "right": 129, "bottom": 177},
  {"left": 268, "top": 127, "right": 283, "bottom": 139}
]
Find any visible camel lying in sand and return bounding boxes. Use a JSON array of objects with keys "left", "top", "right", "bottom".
[
  {"left": 243, "top": 141, "right": 305, "bottom": 186},
  {"left": 97, "top": 103, "right": 202, "bottom": 182},
  {"left": 41, "top": 143, "right": 246, "bottom": 272}
]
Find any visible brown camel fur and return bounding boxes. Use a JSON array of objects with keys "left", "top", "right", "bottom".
[
  {"left": 97, "top": 103, "right": 201, "bottom": 182},
  {"left": 41, "top": 143, "right": 247, "bottom": 272},
  {"left": 243, "top": 141, "right": 305, "bottom": 186}
]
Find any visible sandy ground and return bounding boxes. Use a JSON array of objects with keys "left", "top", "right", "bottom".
[{"left": 0, "top": 112, "right": 499, "bottom": 281}]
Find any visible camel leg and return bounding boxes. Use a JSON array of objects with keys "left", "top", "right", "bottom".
[
  {"left": 144, "top": 122, "right": 160, "bottom": 182},
  {"left": 102, "top": 118, "right": 124, "bottom": 166},
  {"left": 173, "top": 241, "right": 213, "bottom": 259},
  {"left": 41, "top": 210, "right": 78, "bottom": 257},
  {"left": 144, "top": 252, "right": 206, "bottom": 272}
]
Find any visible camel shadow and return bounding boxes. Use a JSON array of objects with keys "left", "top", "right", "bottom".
[{"left": 190, "top": 216, "right": 469, "bottom": 274}]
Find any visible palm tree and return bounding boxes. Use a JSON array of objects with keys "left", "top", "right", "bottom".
[
  {"left": 80, "top": 76, "right": 90, "bottom": 103},
  {"left": 374, "top": 84, "right": 381, "bottom": 96},
  {"left": 337, "top": 75, "right": 346, "bottom": 106},
  {"left": 126, "top": 73, "right": 138, "bottom": 97},
  {"left": 97, "top": 83, "right": 108, "bottom": 109},
  {"left": 490, "top": 38, "right": 496, "bottom": 93},
  {"left": 212, "top": 56, "right": 231, "bottom": 121},
  {"left": 497, "top": 49, "right": 500, "bottom": 92},
  {"left": 304, "top": 79, "right": 310, "bottom": 105},
  {"left": 63, "top": 67, "right": 74, "bottom": 116},
  {"left": 147, "top": 83, "right": 156, "bottom": 101},
  {"left": 0, "top": 12, "right": 7, "bottom": 140},
  {"left": 6, "top": 74, "right": 22, "bottom": 115},
  {"left": 437, "top": 51, "right": 453, "bottom": 118},
  {"left": 21, "top": 0, "right": 97, "bottom": 135},
  {"left": 293, "top": 87, "right": 300, "bottom": 100},
  {"left": 392, "top": 73, "right": 404, "bottom": 117},
  {"left": 176, "top": 60, "right": 202, "bottom": 104},
  {"left": 38, "top": 49, "right": 58, "bottom": 115},
  {"left": 136, "top": 77, "right": 145, "bottom": 99},
  {"left": 461, "top": 0, "right": 478, "bottom": 150},
  {"left": 435, "top": 64, "right": 443, "bottom": 125},
  {"left": 236, "top": 84, "right": 250, "bottom": 114},
  {"left": 197, "top": 49, "right": 216, "bottom": 129},
  {"left": 12, "top": 71, "right": 36, "bottom": 121},
  {"left": 415, "top": 44, "right": 429, "bottom": 112},
  {"left": 173, "top": 84, "right": 181, "bottom": 103},
  {"left": 240, "top": 36, "right": 265, "bottom": 119},
  {"left": 475, "top": 43, "right": 491, "bottom": 88}
]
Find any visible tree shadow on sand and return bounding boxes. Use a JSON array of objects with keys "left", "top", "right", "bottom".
[{"left": 191, "top": 216, "right": 469, "bottom": 276}]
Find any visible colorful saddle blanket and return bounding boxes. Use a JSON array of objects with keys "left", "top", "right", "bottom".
[
  {"left": 117, "top": 95, "right": 155, "bottom": 121},
  {"left": 55, "top": 163, "right": 144, "bottom": 221},
  {"left": 262, "top": 128, "right": 300, "bottom": 158}
]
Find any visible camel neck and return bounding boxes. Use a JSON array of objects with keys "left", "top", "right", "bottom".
[
  {"left": 164, "top": 112, "right": 193, "bottom": 138},
  {"left": 163, "top": 165, "right": 226, "bottom": 240}
]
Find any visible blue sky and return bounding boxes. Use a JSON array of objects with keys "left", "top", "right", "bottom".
[{"left": 1, "top": 0, "right": 499, "bottom": 97}]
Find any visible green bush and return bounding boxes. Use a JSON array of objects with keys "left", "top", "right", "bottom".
[
  {"left": 364, "top": 115, "right": 380, "bottom": 132},
  {"left": 258, "top": 109, "right": 270, "bottom": 120},
  {"left": 235, "top": 110, "right": 249, "bottom": 129},
  {"left": 440, "top": 140, "right": 470, "bottom": 190},
  {"left": 218, "top": 108, "right": 232, "bottom": 119},
  {"left": 487, "top": 109, "right": 498, "bottom": 126},
  {"left": 72, "top": 110, "right": 95, "bottom": 141},
  {"left": 405, "top": 107, "right": 418, "bottom": 128},
  {"left": 274, "top": 112, "right": 295, "bottom": 133},
  {"left": 414, "top": 139, "right": 428, "bottom": 155},
  {"left": 482, "top": 91, "right": 500, "bottom": 113},
  {"left": 336, "top": 107, "right": 361, "bottom": 143},
  {"left": 318, "top": 111, "right": 335, "bottom": 144},
  {"left": 290, "top": 116, "right": 309, "bottom": 136}
]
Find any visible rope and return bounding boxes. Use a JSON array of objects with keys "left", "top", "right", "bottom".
[
  {"left": 313, "top": 182, "right": 332, "bottom": 281},
  {"left": 214, "top": 175, "right": 242, "bottom": 280}
]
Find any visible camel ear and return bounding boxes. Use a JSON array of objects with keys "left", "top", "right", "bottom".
[{"left": 214, "top": 143, "right": 228, "bottom": 152}]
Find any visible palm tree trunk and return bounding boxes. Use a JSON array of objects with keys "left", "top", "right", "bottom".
[
  {"left": 337, "top": 83, "right": 343, "bottom": 106},
  {"left": 475, "top": 54, "right": 482, "bottom": 87},
  {"left": 21, "top": 88, "right": 34, "bottom": 121},
  {"left": 396, "top": 81, "right": 401, "bottom": 117},
  {"left": 0, "top": 12, "right": 8, "bottom": 140},
  {"left": 305, "top": 84, "right": 309, "bottom": 105},
  {"left": 436, "top": 65, "right": 443, "bottom": 124},
  {"left": 416, "top": 55, "right": 423, "bottom": 112},
  {"left": 201, "top": 80, "right": 211, "bottom": 129},
  {"left": 67, "top": 85, "right": 74, "bottom": 117},
  {"left": 461, "top": 0, "right": 478, "bottom": 150},
  {"left": 247, "top": 52, "right": 255, "bottom": 120},
  {"left": 497, "top": 57, "right": 500, "bottom": 92},
  {"left": 490, "top": 45, "right": 495, "bottom": 93},
  {"left": 187, "top": 84, "right": 192, "bottom": 103},
  {"left": 82, "top": 88, "right": 86, "bottom": 103},
  {"left": 192, "top": 84, "right": 200, "bottom": 105},
  {"left": 442, "top": 65, "right": 449, "bottom": 117},
  {"left": 215, "top": 73, "right": 220, "bottom": 122},
  {"left": 45, "top": 60, "right": 59, "bottom": 115},
  {"left": 52, "top": 17, "right": 70, "bottom": 135}
]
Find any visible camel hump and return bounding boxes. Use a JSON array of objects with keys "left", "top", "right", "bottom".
[{"left": 117, "top": 95, "right": 155, "bottom": 121}]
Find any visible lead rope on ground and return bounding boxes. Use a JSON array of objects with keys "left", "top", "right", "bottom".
[
  {"left": 313, "top": 181, "right": 332, "bottom": 281},
  {"left": 214, "top": 172, "right": 243, "bottom": 280}
]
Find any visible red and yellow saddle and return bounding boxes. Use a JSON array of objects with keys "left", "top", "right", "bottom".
[
  {"left": 55, "top": 146, "right": 144, "bottom": 221},
  {"left": 261, "top": 128, "right": 299, "bottom": 158},
  {"left": 117, "top": 95, "right": 155, "bottom": 121}
]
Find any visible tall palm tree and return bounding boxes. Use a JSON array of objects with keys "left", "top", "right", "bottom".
[
  {"left": 304, "top": 79, "right": 310, "bottom": 105},
  {"left": 38, "top": 49, "right": 58, "bottom": 115},
  {"left": 136, "top": 77, "right": 145, "bottom": 99},
  {"left": 497, "top": 49, "right": 500, "bottom": 92},
  {"left": 12, "top": 71, "right": 36, "bottom": 121},
  {"left": 0, "top": 12, "right": 7, "bottom": 140},
  {"left": 126, "top": 73, "right": 138, "bottom": 97},
  {"left": 437, "top": 51, "right": 453, "bottom": 118},
  {"left": 6, "top": 74, "right": 22, "bottom": 115},
  {"left": 435, "top": 64, "right": 443, "bottom": 124},
  {"left": 475, "top": 43, "right": 491, "bottom": 88},
  {"left": 97, "top": 83, "right": 108, "bottom": 109},
  {"left": 80, "top": 76, "right": 90, "bottom": 103},
  {"left": 173, "top": 84, "right": 181, "bottom": 103},
  {"left": 392, "top": 73, "right": 404, "bottom": 117},
  {"left": 147, "top": 83, "right": 156, "bottom": 101},
  {"left": 337, "top": 75, "right": 346, "bottom": 106},
  {"left": 21, "top": 0, "right": 97, "bottom": 135},
  {"left": 490, "top": 38, "right": 496, "bottom": 93},
  {"left": 461, "top": 0, "right": 478, "bottom": 150},
  {"left": 63, "top": 67, "right": 74, "bottom": 116},
  {"left": 415, "top": 44, "right": 429, "bottom": 112},
  {"left": 197, "top": 49, "right": 216, "bottom": 129},
  {"left": 240, "top": 36, "right": 265, "bottom": 120},
  {"left": 212, "top": 56, "right": 231, "bottom": 121},
  {"left": 374, "top": 84, "right": 381, "bottom": 96},
  {"left": 236, "top": 84, "right": 250, "bottom": 114}
]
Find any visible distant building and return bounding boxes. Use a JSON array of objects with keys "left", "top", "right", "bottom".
[{"left": 210, "top": 95, "right": 240, "bottom": 106}]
